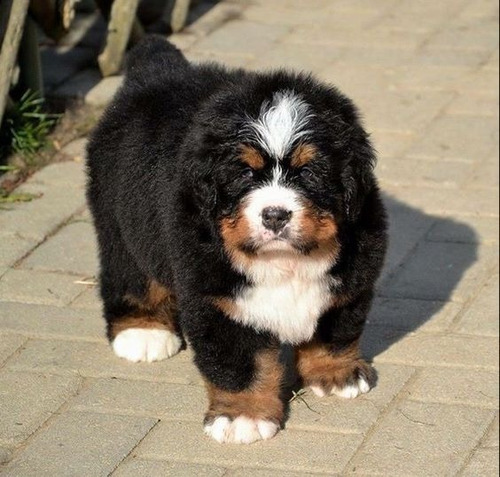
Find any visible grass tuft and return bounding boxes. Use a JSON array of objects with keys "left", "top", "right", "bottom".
[{"left": 0, "top": 90, "right": 60, "bottom": 164}]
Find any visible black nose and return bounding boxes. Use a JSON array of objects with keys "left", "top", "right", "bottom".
[{"left": 262, "top": 207, "right": 292, "bottom": 232}]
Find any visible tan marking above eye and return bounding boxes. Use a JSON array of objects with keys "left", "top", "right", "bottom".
[
  {"left": 240, "top": 144, "right": 265, "bottom": 170},
  {"left": 291, "top": 143, "right": 318, "bottom": 168}
]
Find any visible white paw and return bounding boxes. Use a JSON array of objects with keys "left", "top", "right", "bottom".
[
  {"left": 204, "top": 416, "right": 279, "bottom": 444},
  {"left": 331, "top": 376, "right": 372, "bottom": 399},
  {"left": 310, "top": 376, "right": 372, "bottom": 399},
  {"left": 112, "top": 328, "right": 181, "bottom": 363}
]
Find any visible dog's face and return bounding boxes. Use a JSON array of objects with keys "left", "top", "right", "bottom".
[{"left": 182, "top": 84, "right": 375, "bottom": 266}]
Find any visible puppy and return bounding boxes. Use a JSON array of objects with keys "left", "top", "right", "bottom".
[{"left": 86, "top": 37, "right": 387, "bottom": 444}]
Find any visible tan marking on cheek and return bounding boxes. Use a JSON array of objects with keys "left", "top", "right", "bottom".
[
  {"left": 219, "top": 207, "right": 255, "bottom": 271},
  {"left": 240, "top": 144, "right": 265, "bottom": 170},
  {"left": 204, "top": 349, "right": 284, "bottom": 423},
  {"left": 297, "top": 202, "right": 340, "bottom": 260},
  {"left": 291, "top": 143, "right": 318, "bottom": 168}
]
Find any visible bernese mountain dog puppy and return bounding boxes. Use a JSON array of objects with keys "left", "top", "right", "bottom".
[{"left": 86, "top": 36, "right": 387, "bottom": 444}]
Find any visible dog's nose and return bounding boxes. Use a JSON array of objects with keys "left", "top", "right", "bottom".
[{"left": 262, "top": 207, "right": 292, "bottom": 232}]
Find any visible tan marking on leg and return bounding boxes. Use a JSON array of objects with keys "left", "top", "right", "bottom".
[
  {"left": 291, "top": 143, "right": 318, "bottom": 168},
  {"left": 205, "top": 349, "right": 284, "bottom": 423},
  {"left": 295, "top": 340, "right": 374, "bottom": 394},
  {"left": 110, "top": 280, "right": 178, "bottom": 339}
]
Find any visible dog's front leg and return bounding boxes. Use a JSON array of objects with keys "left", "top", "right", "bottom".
[
  {"left": 182, "top": 302, "right": 284, "bottom": 444},
  {"left": 295, "top": 291, "right": 377, "bottom": 399}
]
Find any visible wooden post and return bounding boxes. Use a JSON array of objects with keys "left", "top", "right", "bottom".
[
  {"left": 170, "top": 0, "right": 192, "bottom": 33},
  {"left": 0, "top": 0, "right": 30, "bottom": 126},
  {"left": 98, "top": 0, "right": 141, "bottom": 77}
]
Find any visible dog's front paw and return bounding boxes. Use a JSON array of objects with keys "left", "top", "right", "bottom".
[
  {"left": 112, "top": 328, "right": 182, "bottom": 363},
  {"left": 309, "top": 360, "right": 376, "bottom": 399},
  {"left": 204, "top": 415, "right": 280, "bottom": 444}
]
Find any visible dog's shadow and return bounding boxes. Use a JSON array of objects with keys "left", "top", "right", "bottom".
[{"left": 281, "top": 193, "right": 478, "bottom": 412}]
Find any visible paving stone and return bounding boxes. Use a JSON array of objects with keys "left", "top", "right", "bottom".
[
  {"left": 7, "top": 339, "right": 204, "bottom": 385},
  {"left": 347, "top": 401, "right": 495, "bottom": 476},
  {"left": 446, "top": 92, "right": 499, "bottom": 116},
  {"left": 0, "top": 371, "right": 80, "bottom": 445},
  {"left": 135, "top": 420, "right": 363, "bottom": 474},
  {"left": 361, "top": 90, "right": 455, "bottom": 133},
  {"left": 382, "top": 241, "right": 496, "bottom": 302},
  {"left": 364, "top": 328, "right": 499, "bottom": 369},
  {"left": 85, "top": 76, "right": 124, "bottom": 107},
  {"left": 21, "top": 161, "right": 86, "bottom": 188},
  {"left": 2, "top": 412, "right": 157, "bottom": 477},
  {"left": 368, "top": 297, "right": 460, "bottom": 333},
  {"left": 227, "top": 469, "right": 324, "bottom": 477},
  {"left": 69, "top": 286, "right": 101, "bottom": 309},
  {"left": 71, "top": 378, "right": 206, "bottom": 420},
  {"left": 383, "top": 184, "right": 499, "bottom": 217},
  {"left": 370, "top": 130, "right": 416, "bottom": 158},
  {"left": 407, "top": 114, "right": 499, "bottom": 161},
  {"left": 21, "top": 222, "right": 98, "bottom": 276},
  {"left": 195, "top": 21, "right": 289, "bottom": 57},
  {"left": 0, "top": 183, "right": 86, "bottom": 242},
  {"left": 409, "top": 367, "right": 499, "bottom": 408},
  {"left": 380, "top": 196, "right": 436, "bottom": 279},
  {"left": 469, "top": 157, "right": 500, "bottom": 189},
  {"left": 377, "top": 156, "right": 474, "bottom": 188},
  {"left": 411, "top": 47, "right": 493, "bottom": 68},
  {"left": 424, "top": 15, "right": 499, "bottom": 52},
  {"left": 61, "top": 137, "right": 88, "bottom": 161},
  {"left": 244, "top": 5, "right": 377, "bottom": 29},
  {"left": 334, "top": 47, "right": 416, "bottom": 68},
  {"left": 458, "top": 67, "right": 500, "bottom": 94},
  {"left": 113, "top": 459, "right": 227, "bottom": 477},
  {"left": 0, "top": 446, "right": 13, "bottom": 464},
  {"left": 290, "top": 26, "right": 427, "bottom": 50},
  {"left": 288, "top": 364, "right": 414, "bottom": 433},
  {"left": 454, "top": 274, "right": 499, "bottom": 336},
  {"left": 249, "top": 43, "right": 342, "bottom": 74},
  {"left": 392, "top": 65, "right": 477, "bottom": 92},
  {"left": 0, "top": 334, "right": 27, "bottom": 365},
  {"left": 426, "top": 216, "right": 499, "bottom": 244},
  {"left": 462, "top": 447, "right": 499, "bottom": 476},
  {"left": 0, "top": 302, "right": 105, "bottom": 341},
  {"left": 483, "top": 412, "right": 499, "bottom": 448},
  {"left": 0, "top": 234, "right": 38, "bottom": 268},
  {"left": 0, "top": 269, "right": 86, "bottom": 306}
]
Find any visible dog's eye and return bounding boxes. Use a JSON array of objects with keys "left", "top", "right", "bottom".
[
  {"left": 241, "top": 168, "right": 254, "bottom": 179},
  {"left": 300, "top": 168, "right": 315, "bottom": 180}
]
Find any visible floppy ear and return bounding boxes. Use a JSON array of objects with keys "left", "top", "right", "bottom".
[{"left": 341, "top": 137, "right": 376, "bottom": 222}]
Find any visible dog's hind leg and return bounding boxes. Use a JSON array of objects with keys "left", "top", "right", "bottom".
[{"left": 96, "top": 221, "right": 182, "bottom": 363}]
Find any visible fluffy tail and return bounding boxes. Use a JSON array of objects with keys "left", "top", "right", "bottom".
[{"left": 125, "top": 35, "right": 190, "bottom": 86}]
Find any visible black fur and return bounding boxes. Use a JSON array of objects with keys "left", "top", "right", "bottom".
[{"left": 87, "top": 37, "right": 387, "bottom": 397}]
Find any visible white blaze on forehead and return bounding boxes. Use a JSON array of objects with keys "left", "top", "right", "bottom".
[{"left": 249, "top": 90, "right": 313, "bottom": 160}]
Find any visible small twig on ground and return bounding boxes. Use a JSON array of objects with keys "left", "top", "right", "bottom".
[{"left": 289, "top": 389, "right": 322, "bottom": 415}]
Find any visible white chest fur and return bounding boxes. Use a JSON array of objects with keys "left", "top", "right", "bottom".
[{"left": 232, "top": 253, "right": 334, "bottom": 344}]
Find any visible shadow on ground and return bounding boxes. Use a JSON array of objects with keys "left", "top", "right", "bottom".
[{"left": 361, "top": 193, "right": 478, "bottom": 359}]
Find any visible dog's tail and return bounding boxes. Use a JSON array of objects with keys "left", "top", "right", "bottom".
[{"left": 125, "top": 35, "right": 190, "bottom": 87}]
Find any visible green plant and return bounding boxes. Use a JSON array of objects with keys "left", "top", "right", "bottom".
[{"left": 0, "top": 90, "right": 59, "bottom": 163}]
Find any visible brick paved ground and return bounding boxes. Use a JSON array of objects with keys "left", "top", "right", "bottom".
[{"left": 1, "top": 0, "right": 498, "bottom": 475}]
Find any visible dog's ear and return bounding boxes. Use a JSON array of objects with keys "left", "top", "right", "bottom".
[{"left": 341, "top": 136, "right": 376, "bottom": 222}]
